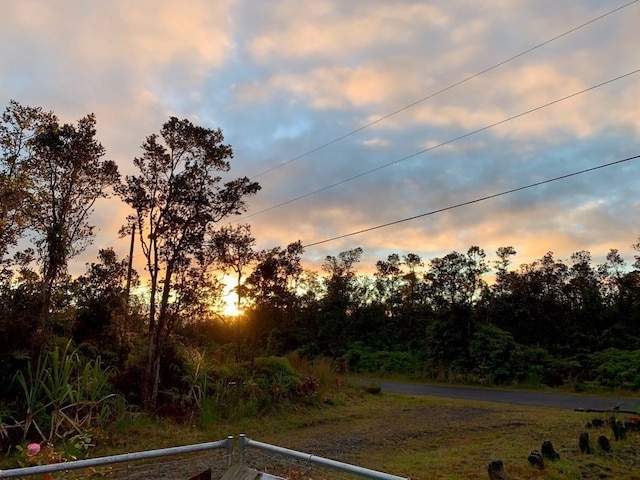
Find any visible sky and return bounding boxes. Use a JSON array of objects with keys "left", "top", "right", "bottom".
[{"left": 2, "top": 0, "right": 640, "bottom": 278}]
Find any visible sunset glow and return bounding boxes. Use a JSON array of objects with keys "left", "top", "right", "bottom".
[
  {"left": 222, "top": 293, "right": 242, "bottom": 317},
  {"left": 2, "top": 1, "right": 639, "bottom": 277}
]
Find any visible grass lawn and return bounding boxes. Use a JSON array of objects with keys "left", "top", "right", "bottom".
[{"left": 2, "top": 386, "right": 639, "bottom": 479}]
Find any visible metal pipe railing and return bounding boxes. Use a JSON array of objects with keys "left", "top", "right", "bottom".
[
  {"left": 0, "top": 436, "right": 234, "bottom": 478},
  {"left": 239, "top": 434, "right": 410, "bottom": 480},
  {"left": 1, "top": 435, "right": 409, "bottom": 479}
]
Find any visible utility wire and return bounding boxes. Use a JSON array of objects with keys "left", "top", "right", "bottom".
[
  {"left": 88, "top": 0, "right": 639, "bottom": 252},
  {"left": 302, "top": 154, "right": 640, "bottom": 248},
  {"left": 248, "top": 0, "right": 639, "bottom": 180},
  {"left": 76, "top": 1, "right": 639, "bottom": 265},
  {"left": 236, "top": 68, "right": 640, "bottom": 222}
]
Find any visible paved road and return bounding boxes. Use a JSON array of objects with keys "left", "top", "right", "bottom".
[{"left": 373, "top": 380, "right": 640, "bottom": 412}]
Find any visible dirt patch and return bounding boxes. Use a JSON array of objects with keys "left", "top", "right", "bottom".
[
  {"left": 91, "top": 391, "right": 637, "bottom": 479},
  {"left": 236, "top": 401, "right": 505, "bottom": 479},
  {"left": 99, "top": 399, "right": 496, "bottom": 479},
  {"left": 285, "top": 403, "right": 493, "bottom": 457}
]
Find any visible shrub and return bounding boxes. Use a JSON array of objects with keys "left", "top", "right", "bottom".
[
  {"left": 344, "top": 348, "right": 417, "bottom": 375},
  {"left": 12, "top": 340, "right": 122, "bottom": 446},
  {"left": 510, "top": 345, "right": 553, "bottom": 387},
  {"left": 252, "top": 357, "right": 301, "bottom": 404},
  {"left": 589, "top": 349, "right": 640, "bottom": 391},
  {"left": 468, "top": 324, "right": 516, "bottom": 384},
  {"left": 189, "top": 355, "right": 305, "bottom": 421}
]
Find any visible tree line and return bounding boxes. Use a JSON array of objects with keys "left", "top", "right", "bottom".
[{"left": 2, "top": 101, "right": 639, "bottom": 418}]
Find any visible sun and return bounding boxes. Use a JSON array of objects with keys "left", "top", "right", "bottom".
[
  {"left": 222, "top": 297, "right": 242, "bottom": 317},
  {"left": 221, "top": 283, "right": 243, "bottom": 316}
]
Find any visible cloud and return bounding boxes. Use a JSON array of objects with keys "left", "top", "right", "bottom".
[
  {"left": 362, "top": 138, "right": 391, "bottom": 148},
  {"left": 262, "top": 65, "right": 425, "bottom": 109},
  {"left": 4, "top": 1, "right": 233, "bottom": 71},
  {"left": 247, "top": 2, "right": 448, "bottom": 61},
  {"left": 2, "top": 0, "right": 640, "bottom": 281}
]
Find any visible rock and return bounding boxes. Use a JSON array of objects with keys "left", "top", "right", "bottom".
[
  {"left": 487, "top": 459, "right": 507, "bottom": 480},
  {"left": 579, "top": 432, "right": 593, "bottom": 454},
  {"left": 541, "top": 440, "right": 560, "bottom": 460},
  {"left": 612, "top": 420, "right": 627, "bottom": 441},
  {"left": 597, "top": 435, "right": 612, "bottom": 452},
  {"left": 527, "top": 450, "right": 544, "bottom": 469}
]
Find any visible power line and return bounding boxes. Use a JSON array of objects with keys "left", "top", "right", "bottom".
[
  {"left": 72, "top": 1, "right": 640, "bottom": 267},
  {"left": 247, "top": 0, "right": 638, "bottom": 180},
  {"left": 302, "top": 154, "right": 640, "bottom": 248},
  {"left": 81, "top": 1, "right": 640, "bottom": 256},
  {"left": 236, "top": 68, "right": 640, "bottom": 222}
]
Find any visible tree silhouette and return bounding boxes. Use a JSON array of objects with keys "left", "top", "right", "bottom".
[{"left": 118, "top": 117, "right": 260, "bottom": 409}]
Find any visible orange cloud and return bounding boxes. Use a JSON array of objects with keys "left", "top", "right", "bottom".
[{"left": 249, "top": 2, "right": 448, "bottom": 61}]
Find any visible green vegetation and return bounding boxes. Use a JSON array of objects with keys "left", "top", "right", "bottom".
[
  {"left": 2, "top": 100, "right": 640, "bottom": 477},
  {"left": 12, "top": 340, "right": 123, "bottom": 443},
  {"left": 3, "top": 386, "right": 639, "bottom": 480}
]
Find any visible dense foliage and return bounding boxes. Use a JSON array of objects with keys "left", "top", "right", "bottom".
[{"left": 2, "top": 101, "right": 640, "bottom": 453}]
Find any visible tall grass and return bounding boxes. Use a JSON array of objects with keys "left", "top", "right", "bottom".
[
  {"left": 177, "top": 351, "right": 323, "bottom": 424},
  {"left": 12, "top": 340, "right": 123, "bottom": 442},
  {"left": 285, "top": 353, "right": 337, "bottom": 393}
]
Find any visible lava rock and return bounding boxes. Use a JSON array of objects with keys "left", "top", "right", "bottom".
[
  {"left": 487, "top": 459, "right": 507, "bottom": 480},
  {"left": 612, "top": 420, "right": 628, "bottom": 441},
  {"left": 597, "top": 435, "right": 612, "bottom": 452},
  {"left": 527, "top": 450, "right": 544, "bottom": 469},
  {"left": 579, "top": 432, "right": 593, "bottom": 454},
  {"left": 626, "top": 418, "right": 640, "bottom": 432},
  {"left": 541, "top": 440, "right": 560, "bottom": 460}
]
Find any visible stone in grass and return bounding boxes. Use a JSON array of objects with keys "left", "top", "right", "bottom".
[
  {"left": 612, "top": 420, "right": 627, "bottom": 441},
  {"left": 541, "top": 440, "right": 560, "bottom": 460},
  {"left": 579, "top": 432, "right": 593, "bottom": 454},
  {"left": 527, "top": 450, "right": 544, "bottom": 469},
  {"left": 487, "top": 459, "right": 507, "bottom": 480},
  {"left": 598, "top": 435, "right": 612, "bottom": 452},
  {"left": 591, "top": 418, "right": 604, "bottom": 427}
]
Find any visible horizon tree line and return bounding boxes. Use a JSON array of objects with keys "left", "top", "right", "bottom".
[{"left": 2, "top": 101, "right": 639, "bottom": 412}]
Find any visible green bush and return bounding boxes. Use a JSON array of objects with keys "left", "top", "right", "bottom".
[
  {"left": 510, "top": 345, "right": 553, "bottom": 387},
  {"left": 343, "top": 346, "right": 418, "bottom": 375},
  {"left": 12, "top": 340, "right": 122, "bottom": 444},
  {"left": 190, "top": 356, "right": 304, "bottom": 421},
  {"left": 590, "top": 349, "right": 640, "bottom": 390},
  {"left": 251, "top": 357, "right": 301, "bottom": 405},
  {"left": 468, "top": 324, "right": 516, "bottom": 384},
  {"left": 374, "top": 351, "right": 417, "bottom": 374},
  {"left": 253, "top": 356, "right": 299, "bottom": 377}
]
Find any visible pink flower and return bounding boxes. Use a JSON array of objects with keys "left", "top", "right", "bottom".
[{"left": 26, "top": 443, "right": 41, "bottom": 457}]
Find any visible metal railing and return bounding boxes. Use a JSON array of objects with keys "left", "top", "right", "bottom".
[
  {"left": 239, "top": 434, "right": 410, "bottom": 480},
  {"left": 0, "top": 435, "right": 410, "bottom": 479},
  {"left": 0, "top": 437, "right": 233, "bottom": 479}
]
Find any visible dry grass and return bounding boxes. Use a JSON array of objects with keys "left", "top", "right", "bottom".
[
  {"left": 5, "top": 385, "right": 639, "bottom": 479},
  {"left": 243, "top": 390, "right": 640, "bottom": 480}
]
